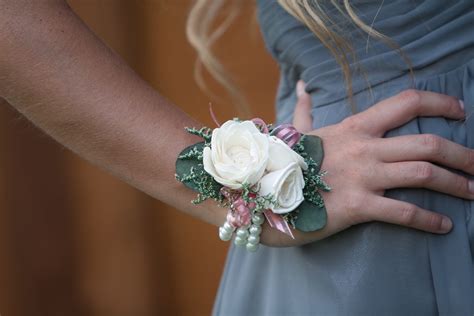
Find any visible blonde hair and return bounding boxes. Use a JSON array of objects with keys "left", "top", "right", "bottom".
[{"left": 186, "top": 0, "right": 413, "bottom": 116}]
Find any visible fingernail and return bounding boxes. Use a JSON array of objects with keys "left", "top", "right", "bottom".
[
  {"left": 469, "top": 180, "right": 474, "bottom": 194},
  {"left": 440, "top": 217, "right": 452, "bottom": 233},
  {"left": 459, "top": 99, "right": 465, "bottom": 111},
  {"left": 296, "top": 80, "right": 306, "bottom": 98}
]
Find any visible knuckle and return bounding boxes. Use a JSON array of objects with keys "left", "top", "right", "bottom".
[
  {"left": 465, "top": 150, "right": 474, "bottom": 172},
  {"left": 345, "top": 192, "right": 366, "bottom": 224},
  {"left": 349, "top": 140, "right": 370, "bottom": 158},
  {"left": 398, "top": 89, "right": 422, "bottom": 107},
  {"left": 421, "top": 134, "right": 442, "bottom": 156},
  {"left": 446, "top": 96, "right": 461, "bottom": 115},
  {"left": 399, "top": 205, "right": 418, "bottom": 226},
  {"left": 341, "top": 115, "right": 363, "bottom": 132},
  {"left": 454, "top": 175, "right": 470, "bottom": 196},
  {"left": 426, "top": 213, "right": 443, "bottom": 232},
  {"left": 413, "top": 162, "right": 434, "bottom": 184}
]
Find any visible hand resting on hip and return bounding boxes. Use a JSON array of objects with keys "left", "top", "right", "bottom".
[{"left": 262, "top": 83, "right": 471, "bottom": 247}]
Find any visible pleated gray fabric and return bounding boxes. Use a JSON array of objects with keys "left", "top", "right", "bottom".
[{"left": 213, "top": 1, "right": 474, "bottom": 315}]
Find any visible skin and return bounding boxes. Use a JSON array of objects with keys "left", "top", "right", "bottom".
[
  {"left": 1, "top": 0, "right": 473, "bottom": 247},
  {"left": 283, "top": 82, "right": 473, "bottom": 246}
]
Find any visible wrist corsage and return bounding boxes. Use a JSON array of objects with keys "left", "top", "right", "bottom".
[{"left": 175, "top": 118, "right": 330, "bottom": 252}]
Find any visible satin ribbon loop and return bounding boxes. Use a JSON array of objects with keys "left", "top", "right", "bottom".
[{"left": 272, "top": 124, "right": 301, "bottom": 148}]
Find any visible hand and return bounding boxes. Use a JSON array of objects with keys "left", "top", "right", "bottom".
[{"left": 261, "top": 81, "right": 472, "bottom": 246}]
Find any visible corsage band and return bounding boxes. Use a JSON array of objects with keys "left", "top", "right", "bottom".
[{"left": 175, "top": 118, "right": 330, "bottom": 252}]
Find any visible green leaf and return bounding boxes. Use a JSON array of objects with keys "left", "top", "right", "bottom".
[
  {"left": 294, "top": 200, "right": 327, "bottom": 232},
  {"left": 175, "top": 142, "right": 205, "bottom": 192},
  {"left": 303, "top": 135, "right": 324, "bottom": 173}
]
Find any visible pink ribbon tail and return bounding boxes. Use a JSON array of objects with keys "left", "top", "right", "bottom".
[
  {"left": 272, "top": 124, "right": 301, "bottom": 148},
  {"left": 263, "top": 210, "right": 295, "bottom": 239},
  {"left": 209, "top": 103, "right": 221, "bottom": 127}
]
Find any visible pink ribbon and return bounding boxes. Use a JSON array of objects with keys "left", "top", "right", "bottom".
[
  {"left": 231, "top": 198, "right": 252, "bottom": 227},
  {"left": 221, "top": 188, "right": 253, "bottom": 228},
  {"left": 250, "top": 118, "right": 301, "bottom": 148},
  {"left": 221, "top": 188, "right": 295, "bottom": 238},
  {"left": 263, "top": 210, "right": 295, "bottom": 239},
  {"left": 271, "top": 124, "right": 301, "bottom": 148},
  {"left": 209, "top": 103, "right": 221, "bottom": 127}
]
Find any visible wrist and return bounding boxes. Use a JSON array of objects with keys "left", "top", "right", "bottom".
[{"left": 175, "top": 118, "right": 330, "bottom": 251}]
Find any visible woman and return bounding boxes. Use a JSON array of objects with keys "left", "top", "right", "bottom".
[
  {"left": 0, "top": 0, "right": 472, "bottom": 314},
  {"left": 210, "top": 1, "right": 474, "bottom": 314}
]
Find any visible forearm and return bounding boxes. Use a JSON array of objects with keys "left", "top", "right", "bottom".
[{"left": 0, "top": 1, "right": 224, "bottom": 225}]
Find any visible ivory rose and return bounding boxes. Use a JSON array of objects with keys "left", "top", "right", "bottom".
[
  {"left": 258, "top": 162, "right": 305, "bottom": 214},
  {"left": 267, "top": 136, "right": 307, "bottom": 172},
  {"left": 203, "top": 120, "right": 269, "bottom": 189}
]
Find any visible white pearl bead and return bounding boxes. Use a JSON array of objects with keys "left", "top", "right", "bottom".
[
  {"left": 247, "top": 235, "right": 260, "bottom": 245},
  {"left": 223, "top": 222, "right": 235, "bottom": 232},
  {"left": 252, "top": 213, "right": 264, "bottom": 225},
  {"left": 234, "top": 236, "right": 247, "bottom": 246},
  {"left": 219, "top": 229, "right": 232, "bottom": 241},
  {"left": 249, "top": 225, "right": 262, "bottom": 236},
  {"left": 246, "top": 242, "right": 259, "bottom": 252},
  {"left": 236, "top": 228, "right": 249, "bottom": 239}
]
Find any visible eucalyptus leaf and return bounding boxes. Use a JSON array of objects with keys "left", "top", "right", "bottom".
[
  {"left": 175, "top": 142, "right": 205, "bottom": 192},
  {"left": 295, "top": 200, "right": 327, "bottom": 232},
  {"left": 303, "top": 135, "right": 324, "bottom": 173}
]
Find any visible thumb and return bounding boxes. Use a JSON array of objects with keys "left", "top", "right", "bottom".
[{"left": 292, "top": 80, "right": 313, "bottom": 133}]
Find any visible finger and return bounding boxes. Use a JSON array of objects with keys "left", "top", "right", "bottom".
[
  {"left": 364, "top": 196, "right": 452, "bottom": 234},
  {"left": 376, "top": 161, "right": 474, "bottom": 200},
  {"left": 292, "top": 80, "right": 313, "bottom": 133},
  {"left": 350, "top": 90, "right": 465, "bottom": 137},
  {"left": 373, "top": 134, "right": 474, "bottom": 175}
]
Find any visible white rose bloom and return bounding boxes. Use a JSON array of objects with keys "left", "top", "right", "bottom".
[
  {"left": 267, "top": 136, "right": 307, "bottom": 172},
  {"left": 258, "top": 162, "right": 305, "bottom": 214},
  {"left": 203, "top": 120, "right": 269, "bottom": 189}
]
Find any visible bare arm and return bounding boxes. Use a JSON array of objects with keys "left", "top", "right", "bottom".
[
  {"left": 0, "top": 0, "right": 225, "bottom": 225},
  {"left": 2, "top": 1, "right": 472, "bottom": 248}
]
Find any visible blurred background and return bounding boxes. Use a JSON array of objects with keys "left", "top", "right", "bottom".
[{"left": 0, "top": 1, "right": 279, "bottom": 315}]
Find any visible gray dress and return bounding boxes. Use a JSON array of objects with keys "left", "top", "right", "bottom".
[{"left": 213, "top": 1, "right": 474, "bottom": 315}]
